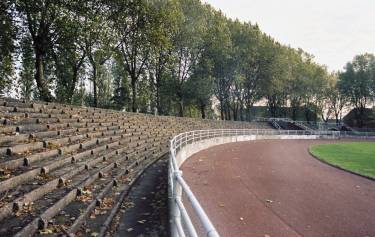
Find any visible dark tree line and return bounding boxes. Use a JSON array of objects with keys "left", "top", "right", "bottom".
[{"left": 0, "top": 0, "right": 374, "bottom": 126}]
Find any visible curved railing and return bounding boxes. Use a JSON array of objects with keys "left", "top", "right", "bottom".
[
  {"left": 168, "top": 129, "right": 341, "bottom": 237},
  {"left": 340, "top": 130, "right": 375, "bottom": 138}
]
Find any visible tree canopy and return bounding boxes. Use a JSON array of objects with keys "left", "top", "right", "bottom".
[{"left": 0, "top": 0, "right": 374, "bottom": 126}]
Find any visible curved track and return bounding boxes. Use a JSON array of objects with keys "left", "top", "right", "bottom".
[{"left": 182, "top": 139, "right": 375, "bottom": 237}]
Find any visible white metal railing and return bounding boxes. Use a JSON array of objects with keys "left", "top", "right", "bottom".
[
  {"left": 255, "top": 117, "right": 292, "bottom": 122},
  {"left": 293, "top": 121, "right": 314, "bottom": 131},
  {"left": 168, "top": 129, "right": 345, "bottom": 237},
  {"left": 255, "top": 117, "right": 353, "bottom": 131},
  {"left": 339, "top": 130, "right": 375, "bottom": 138},
  {"left": 256, "top": 117, "right": 313, "bottom": 131},
  {"left": 271, "top": 120, "right": 281, "bottom": 130}
]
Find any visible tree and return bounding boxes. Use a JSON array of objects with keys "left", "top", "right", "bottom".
[
  {"left": 113, "top": 0, "right": 158, "bottom": 112},
  {"left": 315, "top": 71, "right": 334, "bottom": 122},
  {"left": 187, "top": 57, "right": 213, "bottom": 118},
  {"left": 169, "top": 0, "right": 209, "bottom": 116},
  {"left": 0, "top": 0, "right": 16, "bottom": 95},
  {"left": 53, "top": 2, "right": 86, "bottom": 103},
  {"left": 206, "top": 12, "right": 232, "bottom": 120},
  {"left": 325, "top": 73, "right": 348, "bottom": 124},
  {"left": 230, "top": 21, "right": 264, "bottom": 120},
  {"left": 339, "top": 53, "right": 375, "bottom": 127},
  {"left": 285, "top": 49, "right": 305, "bottom": 120},
  {"left": 111, "top": 57, "right": 130, "bottom": 110},
  {"left": 82, "top": 0, "right": 116, "bottom": 107},
  {"left": 146, "top": 0, "right": 179, "bottom": 114},
  {"left": 260, "top": 42, "right": 289, "bottom": 118},
  {"left": 19, "top": 35, "right": 35, "bottom": 100},
  {"left": 301, "top": 57, "right": 328, "bottom": 122},
  {"left": 16, "top": 0, "right": 64, "bottom": 101}
]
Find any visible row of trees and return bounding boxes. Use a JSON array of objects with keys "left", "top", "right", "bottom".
[{"left": 1, "top": 0, "right": 374, "bottom": 125}]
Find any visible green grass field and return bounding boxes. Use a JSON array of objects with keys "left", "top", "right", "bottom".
[{"left": 310, "top": 142, "right": 375, "bottom": 179}]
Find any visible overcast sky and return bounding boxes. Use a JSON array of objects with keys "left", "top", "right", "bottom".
[{"left": 203, "top": 0, "right": 375, "bottom": 72}]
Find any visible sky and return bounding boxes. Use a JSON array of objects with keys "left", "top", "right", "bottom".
[{"left": 203, "top": 0, "right": 375, "bottom": 72}]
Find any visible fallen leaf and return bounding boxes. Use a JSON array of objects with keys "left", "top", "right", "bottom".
[
  {"left": 39, "top": 229, "right": 53, "bottom": 235},
  {"left": 91, "top": 232, "right": 99, "bottom": 237}
]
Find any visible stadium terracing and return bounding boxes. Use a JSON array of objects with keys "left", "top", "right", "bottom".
[{"left": 0, "top": 97, "right": 271, "bottom": 236}]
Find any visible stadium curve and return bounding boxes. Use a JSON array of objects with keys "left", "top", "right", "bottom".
[{"left": 1, "top": 97, "right": 374, "bottom": 237}]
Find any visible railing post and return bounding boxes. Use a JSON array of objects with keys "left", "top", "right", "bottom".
[
  {"left": 171, "top": 170, "right": 183, "bottom": 237},
  {"left": 169, "top": 153, "right": 175, "bottom": 236}
]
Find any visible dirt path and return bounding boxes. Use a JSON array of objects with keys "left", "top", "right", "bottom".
[{"left": 182, "top": 139, "right": 375, "bottom": 237}]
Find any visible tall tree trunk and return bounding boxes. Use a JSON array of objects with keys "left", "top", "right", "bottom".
[
  {"left": 239, "top": 104, "right": 244, "bottom": 121},
  {"left": 34, "top": 50, "right": 52, "bottom": 101},
  {"left": 178, "top": 99, "right": 184, "bottom": 117},
  {"left": 131, "top": 77, "right": 137, "bottom": 112},
  {"left": 268, "top": 96, "right": 277, "bottom": 117},
  {"left": 305, "top": 109, "right": 310, "bottom": 122},
  {"left": 68, "top": 53, "right": 85, "bottom": 104},
  {"left": 246, "top": 107, "right": 251, "bottom": 121},
  {"left": 156, "top": 80, "right": 161, "bottom": 115},
  {"left": 358, "top": 106, "right": 365, "bottom": 128},
  {"left": 224, "top": 103, "right": 228, "bottom": 120},
  {"left": 232, "top": 104, "right": 238, "bottom": 121},
  {"left": 269, "top": 104, "right": 276, "bottom": 117},
  {"left": 226, "top": 101, "right": 231, "bottom": 120},
  {"left": 291, "top": 104, "right": 298, "bottom": 120},
  {"left": 92, "top": 65, "right": 98, "bottom": 107},
  {"left": 220, "top": 99, "right": 224, "bottom": 120},
  {"left": 68, "top": 69, "right": 79, "bottom": 104},
  {"left": 200, "top": 104, "right": 206, "bottom": 119},
  {"left": 304, "top": 102, "right": 311, "bottom": 122}
]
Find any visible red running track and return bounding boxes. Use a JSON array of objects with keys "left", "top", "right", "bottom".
[{"left": 181, "top": 139, "right": 375, "bottom": 237}]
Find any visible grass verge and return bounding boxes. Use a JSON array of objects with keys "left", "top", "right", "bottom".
[{"left": 309, "top": 142, "right": 375, "bottom": 179}]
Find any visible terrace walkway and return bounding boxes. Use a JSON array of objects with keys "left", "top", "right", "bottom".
[{"left": 115, "top": 157, "right": 169, "bottom": 237}]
